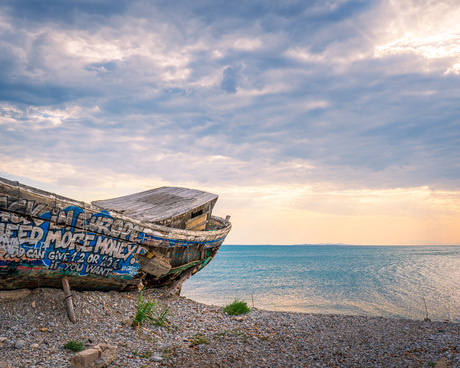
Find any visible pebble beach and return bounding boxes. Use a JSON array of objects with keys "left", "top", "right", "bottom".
[{"left": 0, "top": 288, "right": 458, "bottom": 368}]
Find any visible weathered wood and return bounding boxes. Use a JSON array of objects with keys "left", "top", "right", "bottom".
[
  {"left": 62, "top": 276, "right": 76, "bottom": 323},
  {"left": 137, "top": 252, "right": 171, "bottom": 277},
  {"left": 162, "top": 267, "right": 196, "bottom": 297},
  {"left": 168, "top": 259, "right": 203, "bottom": 273},
  {"left": 185, "top": 214, "right": 208, "bottom": 230},
  {"left": 92, "top": 187, "right": 218, "bottom": 229}
]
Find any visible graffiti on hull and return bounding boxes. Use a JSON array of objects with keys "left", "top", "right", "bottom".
[{"left": 0, "top": 197, "right": 146, "bottom": 279}]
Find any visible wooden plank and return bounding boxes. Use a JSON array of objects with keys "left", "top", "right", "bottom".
[
  {"left": 185, "top": 214, "right": 208, "bottom": 230},
  {"left": 167, "top": 259, "right": 203, "bottom": 274},
  {"left": 188, "top": 223, "right": 206, "bottom": 231},
  {"left": 137, "top": 253, "right": 171, "bottom": 277}
]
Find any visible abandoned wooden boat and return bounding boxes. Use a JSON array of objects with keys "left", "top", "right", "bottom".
[{"left": 0, "top": 176, "right": 231, "bottom": 292}]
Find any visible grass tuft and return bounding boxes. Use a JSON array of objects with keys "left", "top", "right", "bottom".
[
  {"left": 63, "top": 339, "right": 84, "bottom": 352},
  {"left": 133, "top": 291, "right": 171, "bottom": 328},
  {"left": 223, "top": 299, "right": 251, "bottom": 315}
]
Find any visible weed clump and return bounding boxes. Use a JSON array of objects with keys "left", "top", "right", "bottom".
[
  {"left": 63, "top": 339, "right": 84, "bottom": 352},
  {"left": 162, "top": 345, "right": 181, "bottom": 359},
  {"left": 223, "top": 299, "right": 251, "bottom": 315},
  {"left": 189, "top": 333, "right": 208, "bottom": 347},
  {"left": 133, "top": 291, "right": 171, "bottom": 328},
  {"left": 132, "top": 350, "right": 153, "bottom": 359}
]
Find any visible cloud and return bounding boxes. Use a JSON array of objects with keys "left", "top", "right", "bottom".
[
  {"left": 372, "top": 0, "right": 460, "bottom": 74},
  {"left": 0, "top": 0, "right": 459, "bottom": 244},
  {"left": 220, "top": 65, "right": 240, "bottom": 94}
]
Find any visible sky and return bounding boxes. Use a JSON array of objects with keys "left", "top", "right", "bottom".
[{"left": 0, "top": 0, "right": 459, "bottom": 245}]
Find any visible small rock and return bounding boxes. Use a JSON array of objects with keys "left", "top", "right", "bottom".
[
  {"left": 15, "top": 339, "right": 26, "bottom": 349},
  {"left": 30, "top": 343, "right": 39, "bottom": 348},
  {"left": 121, "top": 317, "right": 133, "bottom": 327},
  {"left": 0, "top": 361, "right": 10, "bottom": 368},
  {"left": 94, "top": 357, "right": 107, "bottom": 366},
  {"left": 0, "top": 337, "right": 7, "bottom": 343},
  {"left": 151, "top": 356, "right": 163, "bottom": 362}
]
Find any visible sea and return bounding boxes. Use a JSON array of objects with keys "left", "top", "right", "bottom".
[{"left": 181, "top": 245, "right": 460, "bottom": 322}]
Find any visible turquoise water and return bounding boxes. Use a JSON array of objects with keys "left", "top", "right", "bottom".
[{"left": 181, "top": 245, "right": 460, "bottom": 322}]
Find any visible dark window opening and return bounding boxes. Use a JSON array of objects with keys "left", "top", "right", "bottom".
[{"left": 191, "top": 209, "right": 203, "bottom": 218}]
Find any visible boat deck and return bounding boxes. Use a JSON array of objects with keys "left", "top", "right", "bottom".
[{"left": 92, "top": 187, "right": 218, "bottom": 225}]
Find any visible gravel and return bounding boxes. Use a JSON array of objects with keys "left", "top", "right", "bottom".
[{"left": 0, "top": 288, "right": 458, "bottom": 367}]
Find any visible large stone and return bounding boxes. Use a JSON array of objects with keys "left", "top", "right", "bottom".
[
  {"left": 70, "top": 344, "right": 117, "bottom": 368},
  {"left": 71, "top": 347, "right": 102, "bottom": 368},
  {"left": 0, "top": 289, "right": 31, "bottom": 302},
  {"left": 96, "top": 343, "right": 117, "bottom": 366}
]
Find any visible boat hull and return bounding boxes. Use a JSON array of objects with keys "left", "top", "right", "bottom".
[{"left": 0, "top": 178, "right": 231, "bottom": 291}]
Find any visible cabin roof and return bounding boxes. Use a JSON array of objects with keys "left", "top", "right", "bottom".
[{"left": 92, "top": 186, "right": 218, "bottom": 223}]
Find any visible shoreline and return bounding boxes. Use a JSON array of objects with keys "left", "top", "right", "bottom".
[
  {"left": 180, "top": 292, "right": 460, "bottom": 324},
  {"left": 0, "top": 288, "right": 459, "bottom": 367}
]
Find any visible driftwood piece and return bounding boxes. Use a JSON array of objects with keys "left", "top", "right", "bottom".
[
  {"left": 162, "top": 267, "right": 196, "bottom": 297},
  {"left": 62, "top": 276, "right": 76, "bottom": 323}
]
